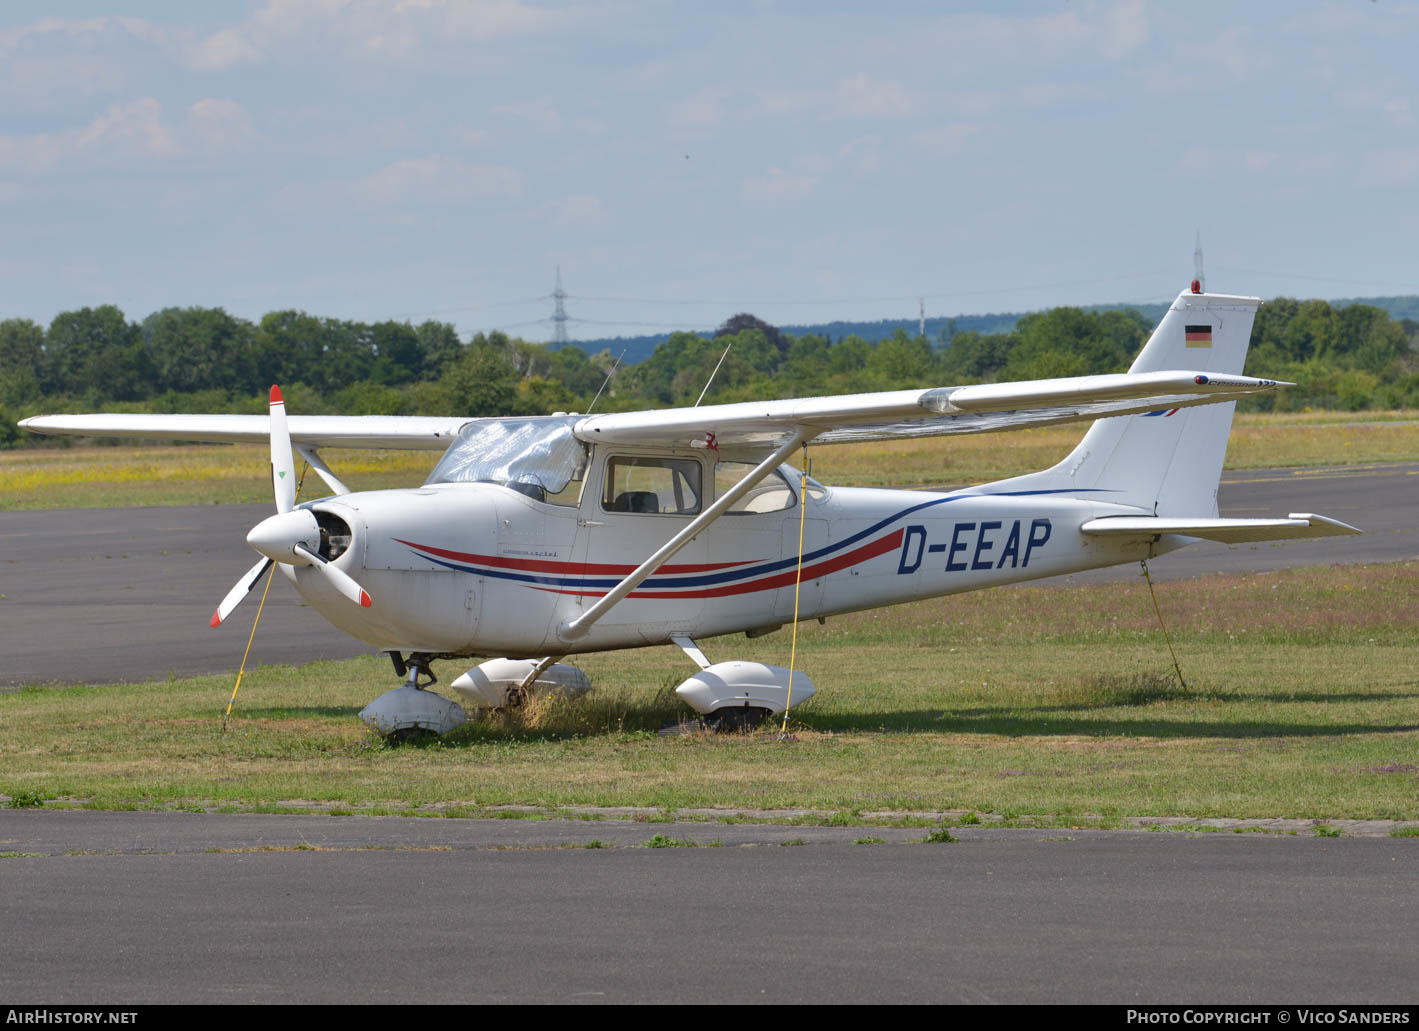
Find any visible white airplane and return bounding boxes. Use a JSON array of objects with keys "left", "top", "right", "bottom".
[{"left": 21, "top": 285, "right": 1360, "bottom": 735}]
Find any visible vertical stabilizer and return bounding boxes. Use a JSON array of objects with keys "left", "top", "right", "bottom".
[{"left": 980, "top": 289, "right": 1260, "bottom": 517}]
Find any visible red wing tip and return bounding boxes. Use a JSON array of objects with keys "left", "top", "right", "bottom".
[
  {"left": 269, "top": 385, "right": 283, "bottom": 404},
  {"left": 210, "top": 610, "right": 222, "bottom": 628},
  {"left": 360, "top": 591, "right": 372, "bottom": 608}
]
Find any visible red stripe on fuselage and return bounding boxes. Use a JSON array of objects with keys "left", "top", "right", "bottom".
[
  {"left": 530, "top": 528, "right": 905, "bottom": 600},
  {"left": 394, "top": 538, "right": 756, "bottom": 576}
]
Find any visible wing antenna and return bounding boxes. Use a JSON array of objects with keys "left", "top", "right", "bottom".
[
  {"left": 585, "top": 349, "right": 626, "bottom": 415},
  {"left": 695, "top": 342, "right": 733, "bottom": 407}
]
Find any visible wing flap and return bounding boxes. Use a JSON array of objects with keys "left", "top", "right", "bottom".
[
  {"left": 1080, "top": 513, "right": 1362, "bottom": 544},
  {"left": 928, "top": 371, "right": 1284, "bottom": 414}
]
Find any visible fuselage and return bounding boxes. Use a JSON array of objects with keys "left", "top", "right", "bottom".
[{"left": 279, "top": 440, "right": 1168, "bottom": 659}]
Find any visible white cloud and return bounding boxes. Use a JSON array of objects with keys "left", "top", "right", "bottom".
[
  {"left": 1138, "top": 24, "right": 1256, "bottom": 96},
  {"left": 1384, "top": 98, "right": 1414, "bottom": 128},
  {"left": 0, "top": 96, "right": 181, "bottom": 170},
  {"left": 1244, "top": 150, "right": 1273, "bottom": 173},
  {"left": 76, "top": 98, "right": 179, "bottom": 158},
  {"left": 188, "top": 0, "right": 557, "bottom": 68},
  {"left": 669, "top": 88, "right": 729, "bottom": 128},
  {"left": 838, "top": 135, "right": 883, "bottom": 174},
  {"left": 0, "top": 131, "right": 64, "bottom": 171},
  {"left": 912, "top": 123, "right": 982, "bottom": 151},
  {"left": 453, "top": 127, "right": 491, "bottom": 146},
  {"left": 424, "top": 0, "right": 554, "bottom": 40},
  {"left": 1178, "top": 146, "right": 1342, "bottom": 181},
  {"left": 1177, "top": 146, "right": 1221, "bottom": 177},
  {"left": 557, "top": 194, "right": 602, "bottom": 221},
  {"left": 358, "top": 155, "right": 523, "bottom": 204},
  {"left": 1102, "top": 0, "right": 1150, "bottom": 60},
  {"left": 1364, "top": 148, "right": 1419, "bottom": 185},
  {"left": 491, "top": 98, "right": 562, "bottom": 130},
  {"left": 759, "top": 89, "right": 816, "bottom": 116},
  {"left": 188, "top": 28, "right": 262, "bottom": 70},
  {"left": 189, "top": 99, "right": 256, "bottom": 150},
  {"left": 758, "top": 76, "right": 910, "bottom": 123},
  {"left": 835, "top": 74, "right": 911, "bottom": 119},
  {"left": 743, "top": 167, "right": 818, "bottom": 200},
  {"left": 924, "top": 9, "right": 1091, "bottom": 66},
  {"left": 0, "top": 17, "right": 136, "bottom": 51}
]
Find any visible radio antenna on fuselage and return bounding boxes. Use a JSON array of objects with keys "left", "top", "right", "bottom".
[{"left": 586, "top": 349, "right": 626, "bottom": 414}]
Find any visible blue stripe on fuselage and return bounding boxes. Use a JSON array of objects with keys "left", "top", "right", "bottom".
[{"left": 402, "top": 487, "right": 1112, "bottom": 590}]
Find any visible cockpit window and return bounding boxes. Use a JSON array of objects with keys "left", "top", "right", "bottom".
[
  {"left": 602, "top": 456, "right": 702, "bottom": 515},
  {"left": 782, "top": 464, "right": 829, "bottom": 501},
  {"left": 715, "top": 462, "right": 797, "bottom": 514},
  {"left": 424, "top": 417, "right": 588, "bottom": 504}
]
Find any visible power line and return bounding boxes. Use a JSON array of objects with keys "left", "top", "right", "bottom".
[
  {"left": 566, "top": 316, "right": 718, "bottom": 329},
  {"left": 563, "top": 271, "right": 1175, "bottom": 308},
  {"left": 1210, "top": 265, "right": 1418, "bottom": 291},
  {"left": 392, "top": 294, "right": 551, "bottom": 321}
]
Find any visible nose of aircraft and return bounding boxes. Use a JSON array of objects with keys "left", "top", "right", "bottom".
[{"left": 246, "top": 509, "right": 321, "bottom": 563}]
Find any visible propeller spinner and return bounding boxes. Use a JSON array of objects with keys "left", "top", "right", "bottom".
[{"left": 210, "top": 386, "right": 372, "bottom": 628}]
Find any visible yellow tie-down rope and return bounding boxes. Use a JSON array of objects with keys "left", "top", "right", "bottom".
[
  {"left": 222, "top": 463, "right": 308, "bottom": 731},
  {"left": 780, "top": 448, "right": 811, "bottom": 737}
]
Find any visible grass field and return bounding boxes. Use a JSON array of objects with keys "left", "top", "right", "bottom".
[
  {"left": 5, "top": 410, "right": 1417, "bottom": 509},
  {"left": 3, "top": 561, "right": 1415, "bottom": 824}
]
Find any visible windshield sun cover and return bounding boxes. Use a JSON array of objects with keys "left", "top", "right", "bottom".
[{"left": 424, "top": 417, "right": 586, "bottom": 494}]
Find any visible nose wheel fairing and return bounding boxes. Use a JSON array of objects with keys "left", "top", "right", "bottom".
[{"left": 358, "top": 655, "right": 467, "bottom": 737}]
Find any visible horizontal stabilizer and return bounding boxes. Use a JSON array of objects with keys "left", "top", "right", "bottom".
[{"left": 1080, "top": 513, "right": 1362, "bottom": 544}]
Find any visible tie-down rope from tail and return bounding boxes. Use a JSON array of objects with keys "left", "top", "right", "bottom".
[
  {"left": 1140, "top": 558, "right": 1187, "bottom": 692},
  {"left": 780, "top": 446, "right": 811, "bottom": 738},
  {"left": 222, "top": 462, "right": 309, "bottom": 731}
]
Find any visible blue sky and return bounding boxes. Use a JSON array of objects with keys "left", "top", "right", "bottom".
[{"left": 2, "top": 1, "right": 1416, "bottom": 341}]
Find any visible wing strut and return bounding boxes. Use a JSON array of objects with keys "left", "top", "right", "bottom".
[
  {"left": 557, "top": 430, "right": 812, "bottom": 642},
  {"left": 294, "top": 445, "right": 351, "bottom": 496}
]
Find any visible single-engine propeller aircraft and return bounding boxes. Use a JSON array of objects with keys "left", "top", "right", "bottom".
[{"left": 22, "top": 284, "right": 1360, "bottom": 735}]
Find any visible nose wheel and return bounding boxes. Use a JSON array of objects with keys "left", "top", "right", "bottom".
[{"left": 360, "top": 652, "right": 465, "bottom": 738}]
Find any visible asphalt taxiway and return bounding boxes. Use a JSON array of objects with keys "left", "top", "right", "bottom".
[
  {"left": 1, "top": 810, "right": 1416, "bottom": 1004},
  {"left": 1, "top": 462, "right": 1412, "bottom": 687}
]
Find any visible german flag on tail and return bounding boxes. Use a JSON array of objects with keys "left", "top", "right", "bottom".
[{"left": 1184, "top": 324, "right": 1212, "bottom": 348}]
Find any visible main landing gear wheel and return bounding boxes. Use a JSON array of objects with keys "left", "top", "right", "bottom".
[{"left": 703, "top": 706, "right": 773, "bottom": 732}]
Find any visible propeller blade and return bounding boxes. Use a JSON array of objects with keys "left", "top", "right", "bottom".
[
  {"left": 211, "top": 557, "right": 273, "bottom": 628},
  {"left": 269, "top": 385, "right": 296, "bottom": 514},
  {"left": 295, "top": 545, "right": 373, "bottom": 609}
]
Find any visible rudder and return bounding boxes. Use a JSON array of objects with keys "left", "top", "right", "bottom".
[{"left": 981, "top": 289, "right": 1261, "bottom": 517}]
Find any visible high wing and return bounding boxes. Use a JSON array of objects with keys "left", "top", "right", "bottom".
[
  {"left": 20, "top": 290, "right": 1280, "bottom": 455},
  {"left": 18, "top": 413, "right": 470, "bottom": 450},
  {"left": 572, "top": 370, "right": 1282, "bottom": 455},
  {"left": 19, "top": 372, "right": 1280, "bottom": 455},
  {"left": 575, "top": 288, "right": 1277, "bottom": 455}
]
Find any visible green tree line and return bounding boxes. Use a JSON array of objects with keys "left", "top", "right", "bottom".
[{"left": 2, "top": 299, "right": 1415, "bottom": 448}]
